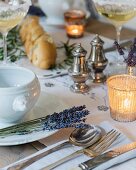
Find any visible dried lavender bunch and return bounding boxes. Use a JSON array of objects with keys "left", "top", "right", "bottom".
[
  {"left": 0, "top": 105, "right": 90, "bottom": 138},
  {"left": 114, "top": 39, "right": 136, "bottom": 67},
  {"left": 43, "top": 105, "right": 90, "bottom": 130}
]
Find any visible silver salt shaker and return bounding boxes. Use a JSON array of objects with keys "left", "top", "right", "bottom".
[
  {"left": 68, "top": 44, "right": 89, "bottom": 93},
  {"left": 88, "top": 34, "right": 108, "bottom": 83}
]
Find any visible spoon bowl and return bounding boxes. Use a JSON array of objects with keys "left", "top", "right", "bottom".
[{"left": 69, "top": 125, "right": 102, "bottom": 147}]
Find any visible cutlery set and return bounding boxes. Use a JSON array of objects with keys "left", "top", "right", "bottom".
[
  {"left": 6, "top": 129, "right": 121, "bottom": 170},
  {"left": 43, "top": 129, "right": 120, "bottom": 170}
]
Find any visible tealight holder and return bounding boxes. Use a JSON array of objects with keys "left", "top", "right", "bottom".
[
  {"left": 107, "top": 74, "right": 136, "bottom": 122},
  {"left": 64, "top": 9, "right": 86, "bottom": 38}
]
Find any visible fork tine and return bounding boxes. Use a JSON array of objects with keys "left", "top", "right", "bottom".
[
  {"left": 89, "top": 129, "right": 115, "bottom": 149},
  {"left": 84, "top": 129, "right": 120, "bottom": 157},
  {"left": 94, "top": 132, "right": 121, "bottom": 153},
  {"left": 92, "top": 130, "right": 120, "bottom": 150}
]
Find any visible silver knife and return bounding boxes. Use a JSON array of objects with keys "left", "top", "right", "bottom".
[
  {"left": 38, "top": 72, "right": 68, "bottom": 79},
  {"left": 75, "top": 141, "right": 136, "bottom": 170}
]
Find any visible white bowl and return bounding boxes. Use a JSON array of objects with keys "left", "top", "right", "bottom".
[{"left": 0, "top": 66, "right": 40, "bottom": 123}]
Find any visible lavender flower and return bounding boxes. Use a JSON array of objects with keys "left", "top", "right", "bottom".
[
  {"left": 43, "top": 106, "right": 90, "bottom": 130},
  {"left": 125, "top": 38, "right": 136, "bottom": 67},
  {"left": 114, "top": 40, "right": 125, "bottom": 56},
  {"left": 0, "top": 105, "right": 90, "bottom": 137},
  {"left": 114, "top": 39, "right": 136, "bottom": 67}
]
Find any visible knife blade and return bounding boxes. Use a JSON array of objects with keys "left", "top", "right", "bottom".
[
  {"left": 38, "top": 71, "right": 68, "bottom": 79},
  {"left": 78, "top": 141, "right": 136, "bottom": 170}
]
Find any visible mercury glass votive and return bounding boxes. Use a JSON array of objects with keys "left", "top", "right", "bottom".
[
  {"left": 64, "top": 9, "right": 86, "bottom": 38},
  {"left": 107, "top": 74, "right": 136, "bottom": 122}
]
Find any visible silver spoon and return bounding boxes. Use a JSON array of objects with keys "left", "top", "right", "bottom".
[
  {"left": 6, "top": 125, "right": 102, "bottom": 170},
  {"left": 69, "top": 125, "right": 102, "bottom": 146}
]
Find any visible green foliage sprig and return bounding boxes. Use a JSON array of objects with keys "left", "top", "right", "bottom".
[
  {"left": 0, "top": 27, "right": 26, "bottom": 62},
  {"left": 55, "top": 39, "right": 76, "bottom": 69}
]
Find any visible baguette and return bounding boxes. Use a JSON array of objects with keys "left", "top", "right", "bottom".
[
  {"left": 31, "top": 34, "right": 56, "bottom": 69},
  {"left": 20, "top": 16, "right": 57, "bottom": 69},
  {"left": 20, "top": 16, "right": 39, "bottom": 42}
]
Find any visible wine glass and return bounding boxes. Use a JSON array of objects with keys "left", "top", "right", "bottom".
[
  {"left": 0, "top": 0, "right": 31, "bottom": 64},
  {"left": 92, "top": 0, "right": 136, "bottom": 43}
]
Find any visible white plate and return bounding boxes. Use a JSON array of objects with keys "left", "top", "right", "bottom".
[{"left": 0, "top": 92, "right": 68, "bottom": 146}]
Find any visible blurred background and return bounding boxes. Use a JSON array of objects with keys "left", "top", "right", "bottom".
[{"left": 30, "top": 0, "right": 136, "bottom": 31}]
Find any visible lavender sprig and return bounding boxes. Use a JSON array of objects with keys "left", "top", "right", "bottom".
[
  {"left": 44, "top": 109, "right": 90, "bottom": 130},
  {"left": 125, "top": 38, "right": 136, "bottom": 67},
  {"left": 114, "top": 40, "right": 125, "bottom": 56},
  {"left": 0, "top": 105, "right": 90, "bottom": 138},
  {"left": 114, "top": 39, "right": 136, "bottom": 67}
]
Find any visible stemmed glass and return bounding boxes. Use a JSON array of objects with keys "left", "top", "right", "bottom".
[
  {"left": 92, "top": 0, "right": 136, "bottom": 43},
  {"left": 0, "top": 0, "right": 31, "bottom": 64}
]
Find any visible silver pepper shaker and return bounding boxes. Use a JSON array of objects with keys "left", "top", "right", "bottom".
[
  {"left": 68, "top": 44, "right": 89, "bottom": 93},
  {"left": 88, "top": 34, "right": 108, "bottom": 83}
]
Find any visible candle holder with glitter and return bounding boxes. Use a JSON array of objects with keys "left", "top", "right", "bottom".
[
  {"left": 64, "top": 9, "right": 86, "bottom": 38},
  {"left": 107, "top": 74, "right": 136, "bottom": 122}
]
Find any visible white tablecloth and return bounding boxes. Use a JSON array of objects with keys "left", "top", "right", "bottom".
[
  {"left": 4, "top": 24, "right": 136, "bottom": 169},
  {"left": 19, "top": 29, "right": 136, "bottom": 141}
]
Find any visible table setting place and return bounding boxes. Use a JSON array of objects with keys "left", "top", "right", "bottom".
[{"left": 0, "top": 0, "right": 136, "bottom": 170}]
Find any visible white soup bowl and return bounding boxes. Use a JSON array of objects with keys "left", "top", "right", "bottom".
[{"left": 0, "top": 66, "right": 40, "bottom": 123}]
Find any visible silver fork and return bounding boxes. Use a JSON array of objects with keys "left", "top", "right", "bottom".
[{"left": 42, "top": 129, "right": 120, "bottom": 170}]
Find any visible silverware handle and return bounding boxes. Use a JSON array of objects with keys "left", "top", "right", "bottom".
[
  {"left": 79, "top": 151, "right": 116, "bottom": 170},
  {"left": 43, "top": 149, "right": 84, "bottom": 170},
  {"left": 7, "top": 141, "right": 71, "bottom": 170}
]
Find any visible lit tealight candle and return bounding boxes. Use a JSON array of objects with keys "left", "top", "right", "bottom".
[
  {"left": 64, "top": 9, "right": 86, "bottom": 38},
  {"left": 107, "top": 74, "right": 136, "bottom": 122},
  {"left": 66, "top": 25, "right": 84, "bottom": 37}
]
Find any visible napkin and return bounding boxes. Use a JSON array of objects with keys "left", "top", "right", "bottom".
[{"left": 4, "top": 121, "right": 135, "bottom": 170}]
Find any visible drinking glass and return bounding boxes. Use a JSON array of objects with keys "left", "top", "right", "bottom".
[
  {"left": 107, "top": 74, "right": 136, "bottom": 122},
  {"left": 92, "top": 0, "right": 136, "bottom": 42},
  {"left": 0, "top": 0, "right": 31, "bottom": 64}
]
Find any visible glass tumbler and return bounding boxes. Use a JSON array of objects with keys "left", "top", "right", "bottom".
[{"left": 107, "top": 74, "right": 136, "bottom": 122}]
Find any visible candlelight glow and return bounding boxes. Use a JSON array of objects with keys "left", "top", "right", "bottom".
[
  {"left": 123, "top": 98, "right": 131, "bottom": 111},
  {"left": 66, "top": 25, "right": 84, "bottom": 37}
]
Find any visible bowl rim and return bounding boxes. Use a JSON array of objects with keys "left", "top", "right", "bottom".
[{"left": 0, "top": 66, "right": 39, "bottom": 93}]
